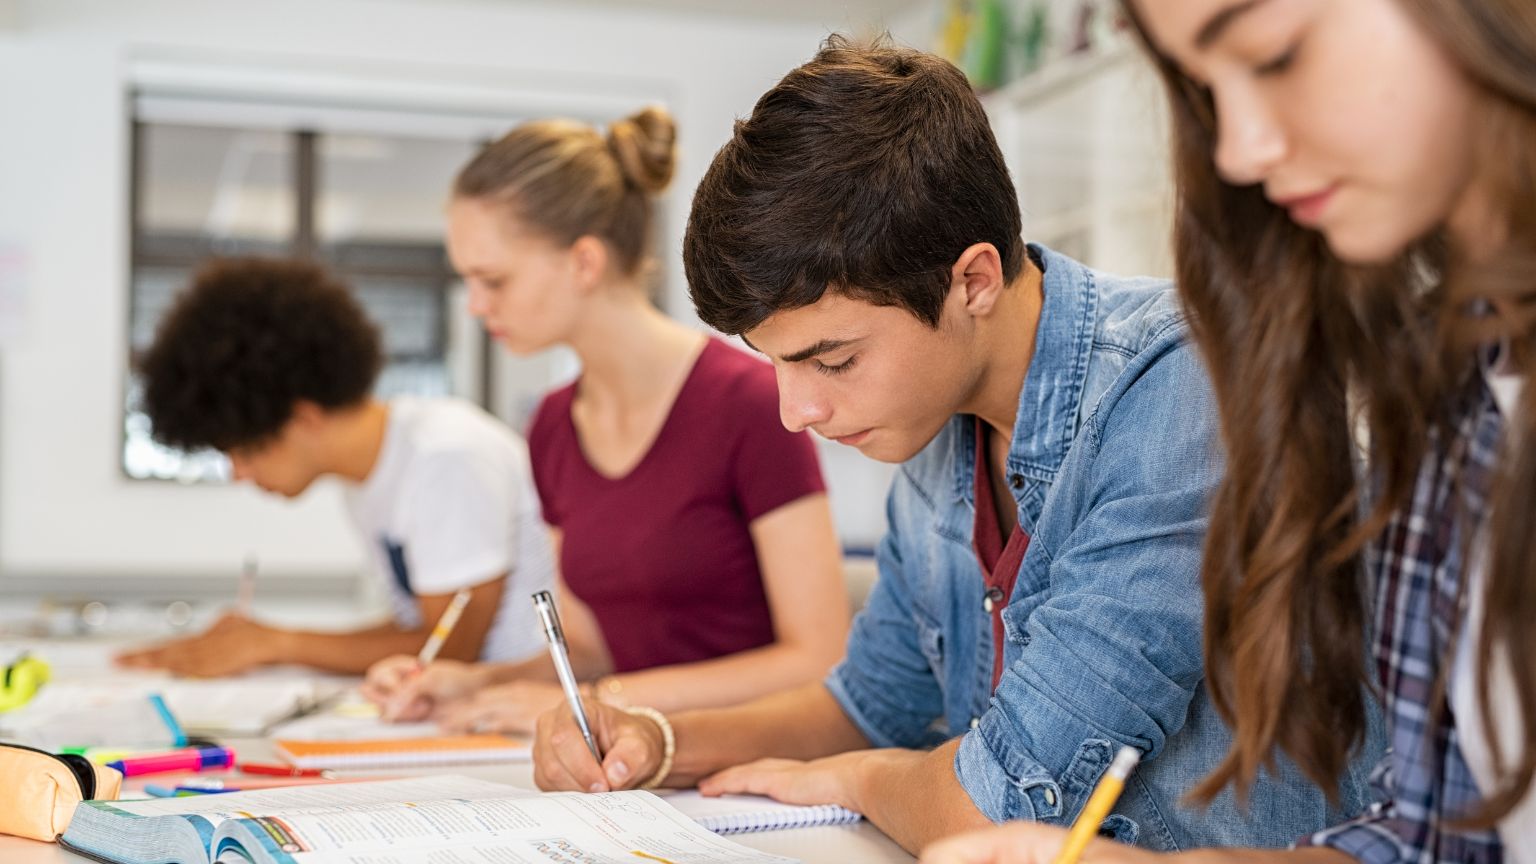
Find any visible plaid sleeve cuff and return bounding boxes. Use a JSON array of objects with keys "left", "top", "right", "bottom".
[{"left": 1296, "top": 805, "right": 1405, "bottom": 864}]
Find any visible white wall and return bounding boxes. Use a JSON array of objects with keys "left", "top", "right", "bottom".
[{"left": 0, "top": 0, "right": 923, "bottom": 582}]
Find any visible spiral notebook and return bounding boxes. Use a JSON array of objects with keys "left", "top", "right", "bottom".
[
  {"left": 273, "top": 734, "right": 530, "bottom": 769},
  {"left": 661, "top": 790, "right": 863, "bottom": 835}
]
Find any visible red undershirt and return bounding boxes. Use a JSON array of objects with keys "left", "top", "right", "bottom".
[{"left": 972, "top": 421, "right": 1031, "bottom": 692}]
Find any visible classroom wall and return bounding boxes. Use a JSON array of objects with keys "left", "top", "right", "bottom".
[{"left": 0, "top": 0, "right": 922, "bottom": 584}]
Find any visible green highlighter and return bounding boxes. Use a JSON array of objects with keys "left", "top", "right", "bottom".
[{"left": 0, "top": 654, "right": 50, "bottom": 713}]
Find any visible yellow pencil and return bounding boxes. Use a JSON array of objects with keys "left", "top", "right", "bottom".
[
  {"left": 418, "top": 588, "right": 473, "bottom": 665},
  {"left": 385, "top": 588, "right": 473, "bottom": 720},
  {"left": 1051, "top": 746, "right": 1141, "bottom": 864}
]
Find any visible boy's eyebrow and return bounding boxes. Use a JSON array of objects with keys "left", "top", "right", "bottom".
[
  {"left": 1195, "top": 0, "right": 1270, "bottom": 49},
  {"left": 779, "top": 338, "right": 859, "bottom": 364}
]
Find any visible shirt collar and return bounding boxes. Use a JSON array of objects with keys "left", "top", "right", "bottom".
[{"left": 950, "top": 243, "right": 1097, "bottom": 502}]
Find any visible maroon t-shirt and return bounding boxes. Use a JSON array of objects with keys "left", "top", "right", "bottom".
[{"left": 528, "top": 339, "right": 826, "bottom": 673}]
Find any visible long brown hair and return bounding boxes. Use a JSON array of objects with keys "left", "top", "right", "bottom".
[
  {"left": 1126, "top": 0, "right": 1536, "bottom": 822},
  {"left": 453, "top": 106, "right": 676, "bottom": 277}
]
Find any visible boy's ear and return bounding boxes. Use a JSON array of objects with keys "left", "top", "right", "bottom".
[
  {"left": 288, "top": 400, "right": 327, "bottom": 430},
  {"left": 950, "top": 242, "right": 1007, "bottom": 317}
]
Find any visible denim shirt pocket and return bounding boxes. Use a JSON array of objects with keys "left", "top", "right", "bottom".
[{"left": 1060, "top": 740, "right": 1143, "bottom": 846}]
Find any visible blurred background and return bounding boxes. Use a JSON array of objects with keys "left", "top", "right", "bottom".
[{"left": 0, "top": 0, "right": 1173, "bottom": 634}]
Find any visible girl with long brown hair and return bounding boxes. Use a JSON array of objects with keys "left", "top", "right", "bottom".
[{"left": 921, "top": 1, "right": 1536, "bottom": 862}]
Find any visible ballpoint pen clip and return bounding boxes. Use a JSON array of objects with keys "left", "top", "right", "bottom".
[{"left": 532, "top": 590, "right": 562, "bottom": 642}]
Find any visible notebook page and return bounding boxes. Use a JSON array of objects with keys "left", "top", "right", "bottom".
[
  {"left": 269, "top": 709, "right": 442, "bottom": 742},
  {"left": 253, "top": 789, "right": 799, "bottom": 863},
  {"left": 660, "top": 791, "right": 863, "bottom": 834},
  {"left": 163, "top": 679, "right": 339, "bottom": 735}
]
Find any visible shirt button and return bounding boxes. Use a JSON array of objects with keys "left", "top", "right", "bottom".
[
  {"left": 1008, "top": 473, "right": 1024, "bottom": 489},
  {"left": 969, "top": 716, "right": 980, "bottom": 729},
  {"left": 1044, "top": 788, "right": 1057, "bottom": 807},
  {"left": 983, "top": 586, "right": 1005, "bottom": 613}
]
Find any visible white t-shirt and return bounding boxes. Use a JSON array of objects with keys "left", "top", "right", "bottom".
[
  {"left": 1451, "top": 354, "right": 1531, "bottom": 858},
  {"left": 345, "top": 396, "right": 553, "bottom": 662}
]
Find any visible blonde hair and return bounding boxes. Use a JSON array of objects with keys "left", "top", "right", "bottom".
[{"left": 453, "top": 106, "right": 677, "bottom": 277}]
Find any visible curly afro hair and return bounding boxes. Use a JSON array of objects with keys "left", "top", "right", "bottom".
[{"left": 138, "top": 257, "right": 383, "bottom": 452}]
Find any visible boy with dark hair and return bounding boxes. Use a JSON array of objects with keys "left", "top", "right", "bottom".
[
  {"left": 531, "top": 37, "right": 1380, "bottom": 852},
  {"left": 117, "top": 257, "right": 554, "bottom": 677}
]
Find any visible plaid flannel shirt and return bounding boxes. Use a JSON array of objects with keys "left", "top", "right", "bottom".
[{"left": 1301, "top": 375, "right": 1504, "bottom": 863}]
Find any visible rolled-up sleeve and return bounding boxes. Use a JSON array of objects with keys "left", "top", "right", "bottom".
[
  {"left": 826, "top": 473, "right": 949, "bottom": 750},
  {"left": 955, "top": 340, "right": 1220, "bottom": 825}
]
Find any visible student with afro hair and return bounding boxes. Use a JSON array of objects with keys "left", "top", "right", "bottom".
[{"left": 117, "top": 257, "right": 554, "bottom": 677}]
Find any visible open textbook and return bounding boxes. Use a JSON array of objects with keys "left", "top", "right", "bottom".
[{"left": 59, "top": 775, "right": 799, "bottom": 864}]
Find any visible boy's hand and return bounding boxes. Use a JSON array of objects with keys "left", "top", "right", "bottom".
[
  {"left": 920, "top": 822, "right": 1179, "bottom": 864},
  {"left": 361, "top": 657, "right": 484, "bottom": 721},
  {"left": 115, "top": 613, "right": 282, "bottom": 677}
]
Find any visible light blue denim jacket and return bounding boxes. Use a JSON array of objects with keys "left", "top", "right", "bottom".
[{"left": 826, "top": 245, "right": 1382, "bottom": 851}]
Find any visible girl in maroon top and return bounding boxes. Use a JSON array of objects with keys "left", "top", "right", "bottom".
[{"left": 362, "top": 107, "right": 849, "bottom": 732}]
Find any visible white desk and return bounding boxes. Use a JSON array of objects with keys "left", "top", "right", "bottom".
[
  {"left": 0, "top": 737, "right": 915, "bottom": 863},
  {"left": 0, "top": 637, "right": 914, "bottom": 863}
]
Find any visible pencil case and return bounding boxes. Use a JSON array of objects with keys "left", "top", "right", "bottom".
[{"left": 0, "top": 742, "right": 122, "bottom": 841}]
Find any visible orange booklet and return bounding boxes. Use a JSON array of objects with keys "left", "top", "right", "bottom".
[{"left": 273, "top": 734, "right": 530, "bottom": 769}]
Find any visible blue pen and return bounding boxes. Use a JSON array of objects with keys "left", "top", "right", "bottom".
[
  {"left": 147, "top": 693, "right": 188, "bottom": 748},
  {"left": 144, "top": 784, "right": 179, "bottom": 798}
]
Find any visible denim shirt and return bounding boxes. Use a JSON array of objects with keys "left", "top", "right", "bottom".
[{"left": 825, "top": 245, "right": 1383, "bottom": 851}]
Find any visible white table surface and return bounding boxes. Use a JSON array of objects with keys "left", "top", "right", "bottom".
[
  {"left": 0, "top": 636, "right": 914, "bottom": 863},
  {"left": 0, "top": 735, "right": 915, "bottom": 863}
]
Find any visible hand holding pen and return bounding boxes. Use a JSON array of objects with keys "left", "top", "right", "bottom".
[
  {"left": 378, "top": 588, "right": 473, "bottom": 721},
  {"left": 530, "top": 697, "right": 669, "bottom": 793},
  {"left": 528, "top": 590, "right": 675, "bottom": 794},
  {"left": 362, "top": 657, "right": 483, "bottom": 722}
]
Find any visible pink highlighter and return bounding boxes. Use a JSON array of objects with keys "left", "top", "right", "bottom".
[{"left": 106, "top": 746, "right": 236, "bottom": 778}]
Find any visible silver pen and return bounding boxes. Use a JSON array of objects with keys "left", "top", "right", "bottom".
[{"left": 532, "top": 591, "right": 601, "bottom": 762}]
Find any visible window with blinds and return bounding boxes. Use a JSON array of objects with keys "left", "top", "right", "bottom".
[{"left": 123, "top": 96, "right": 508, "bottom": 482}]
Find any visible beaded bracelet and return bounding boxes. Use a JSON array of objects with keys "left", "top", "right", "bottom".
[{"left": 623, "top": 705, "right": 675, "bottom": 790}]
